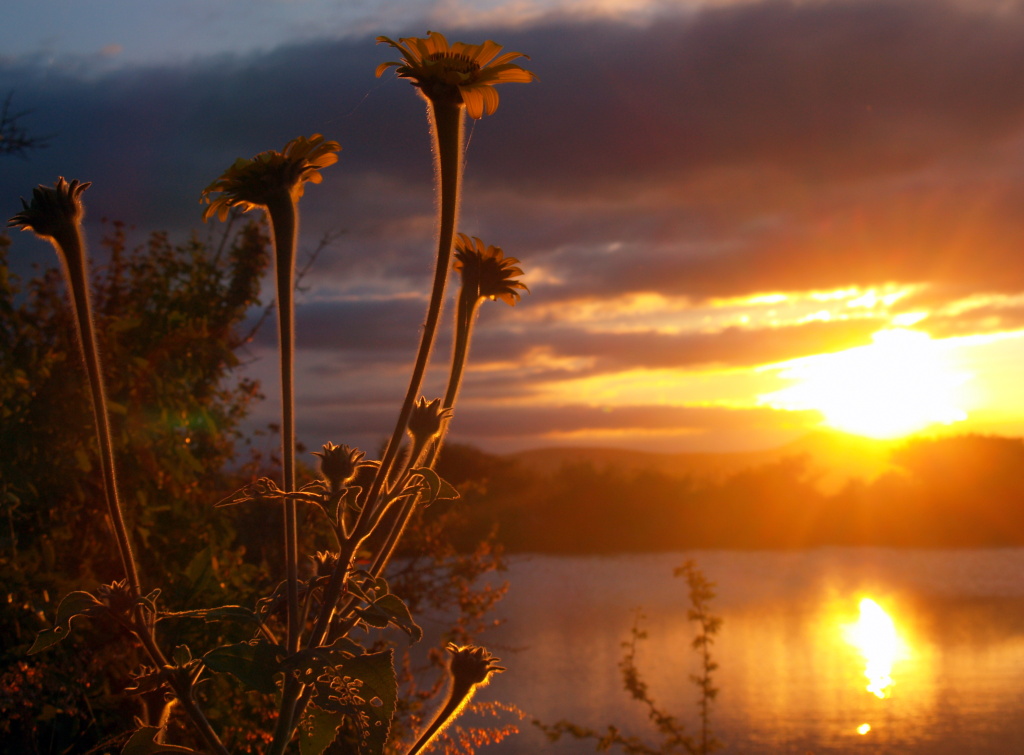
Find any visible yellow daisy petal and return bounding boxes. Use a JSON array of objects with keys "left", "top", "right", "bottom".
[
  {"left": 460, "top": 88, "right": 486, "bottom": 119},
  {"left": 376, "top": 31, "right": 534, "bottom": 118}
]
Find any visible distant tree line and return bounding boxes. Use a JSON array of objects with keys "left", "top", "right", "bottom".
[{"left": 439, "top": 434, "right": 1024, "bottom": 552}]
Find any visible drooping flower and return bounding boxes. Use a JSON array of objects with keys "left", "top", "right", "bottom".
[
  {"left": 376, "top": 31, "right": 534, "bottom": 118},
  {"left": 453, "top": 233, "right": 528, "bottom": 306},
  {"left": 8, "top": 177, "right": 91, "bottom": 243},
  {"left": 201, "top": 134, "right": 340, "bottom": 221}
]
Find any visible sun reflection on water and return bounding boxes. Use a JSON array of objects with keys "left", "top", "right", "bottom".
[{"left": 843, "top": 597, "right": 908, "bottom": 699}]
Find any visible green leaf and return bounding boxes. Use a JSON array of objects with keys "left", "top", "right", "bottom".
[
  {"left": 121, "top": 726, "right": 196, "bottom": 754},
  {"left": 124, "top": 667, "right": 169, "bottom": 696},
  {"left": 284, "top": 635, "right": 364, "bottom": 686},
  {"left": 298, "top": 707, "right": 346, "bottom": 755},
  {"left": 307, "top": 649, "right": 397, "bottom": 755},
  {"left": 364, "top": 594, "right": 422, "bottom": 643},
  {"left": 345, "top": 571, "right": 386, "bottom": 603},
  {"left": 29, "top": 591, "right": 106, "bottom": 654},
  {"left": 345, "top": 573, "right": 421, "bottom": 642},
  {"left": 203, "top": 639, "right": 284, "bottom": 694},
  {"left": 410, "top": 467, "right": 459, "bottom": 505}
]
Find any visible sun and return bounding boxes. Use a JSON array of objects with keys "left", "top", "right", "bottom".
[{"left": 759, "top": 329, "right": 970, "bottom": 439}]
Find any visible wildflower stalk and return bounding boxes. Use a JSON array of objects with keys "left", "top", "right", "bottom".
[
  {"left": 407, "top": 644, "right": 505, "bottom": 755},
  {"left": 10, "top": 180, "right": 230, "bottom": 753},
  {"left": 263, "top": 192, "right": 306, "bottom": 755},
  {"left": 444, "top": 283, "right": 481, "bottom": 412},
  {"left": 201, "top": 135, "right": 339, "bottom": 755},
  {"left": 132, "top": 624, "right": 230, "bottom": 755},
  {"left": 265, "top": 192, "right": 301, "bottom": 655},
  {"left": 433, "top": 235, "right": 527, "bottom": 465},
  {"left": 8, "top": 180, "right": 141, "bottom": 599},
  {"left": 61, "top": 230, "right": 143, "bottom": 598},
  {"left": 373, "top": 98, "right": 463, "bottom": 494},
  {"left": 308, "top": 99, "right": 464, "bottom": 652}
]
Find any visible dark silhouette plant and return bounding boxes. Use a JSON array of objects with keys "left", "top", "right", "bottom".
[
  {"left": 7, "top": 30, "right": 533, "bottom": 754},
  {"left": 535, "top": 560, "right": 723, "bottom": 755},
  {"left": 0, "top": 92, "right": 50, "bottom": 157}
]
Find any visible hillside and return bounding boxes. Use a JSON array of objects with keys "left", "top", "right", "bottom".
[
  {"left": 444, "top": 433, "right": 1024, "bottom": 552},
  {"left": 508, "top": 430, "right": 900, "bottom": 492}
]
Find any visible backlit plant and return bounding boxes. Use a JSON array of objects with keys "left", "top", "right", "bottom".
[{"left": 8, "top": 31, "right": 533, "bottom": 754}]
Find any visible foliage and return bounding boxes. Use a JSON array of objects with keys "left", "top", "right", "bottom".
[
  {"left": 534, "top": 561, "right": 722, "bottom": 754},
  {"left": 0, "top": 224, "right": 514, "bottom": 752},
  {"left": 6, "top": 30, "right": 532, "bottom": 755},
  {"left": 0, "top": 222, "right": 272, "bottom": 752}
]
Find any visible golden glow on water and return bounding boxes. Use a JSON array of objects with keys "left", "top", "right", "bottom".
[
  {"left": 857, "top": 723, "right": 871, "bottom": 735},
  {"left": 844, "top": 597, "right": 907, "bottom": 699}
]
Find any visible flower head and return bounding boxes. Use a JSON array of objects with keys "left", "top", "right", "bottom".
[
  {"left": 446, "top": 643, "right": 505, "bottom": 687},
  {"left": 407, "top": 397, "right": 454, "bottom": 444},
  {"left": 454, "top": 234, "right": 528, "bottom": 306},
  {"left": 8, "top": 177, "right": 91, "bottom": 242},
  {"left": 376, "top": 31, "right": 534, "bottom": 118},
  {"left": 201, "top": 134, "right": 340, "bottom": 221},
  {"left": 97, "top": 579, "right": 136, "bottom": 616},
  {"left": 312, "top": 550, "right": 340, "bottom": 577},
  {"left": 312, "top": 442, "right": 364, "bottom": 491}
]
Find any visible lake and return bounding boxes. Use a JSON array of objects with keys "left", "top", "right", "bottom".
[{"left": 460, "top": 549, "right": 1024, "bottom": 753}]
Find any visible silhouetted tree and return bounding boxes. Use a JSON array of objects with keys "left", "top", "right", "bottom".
[{"left": 0, "top": 93, "right": 50, "bottom": 157}]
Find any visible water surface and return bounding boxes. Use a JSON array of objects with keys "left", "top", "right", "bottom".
[{"left": 470, "top": 549, "right": 1024, "bottom": 753}]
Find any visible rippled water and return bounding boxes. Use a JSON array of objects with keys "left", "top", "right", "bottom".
[{"left": 468, "top": 549, "right": 1024, "bottom": 753}]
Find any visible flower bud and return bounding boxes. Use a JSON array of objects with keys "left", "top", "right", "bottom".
[
  {"left": 446, "top": 643, "right": 505, "bottom": 687},
  {"left": 407, "top": 397, "right": 453, "bottom": 445},
  {"left": 312, "top": 442, "right": 364, "bottom": 492}
]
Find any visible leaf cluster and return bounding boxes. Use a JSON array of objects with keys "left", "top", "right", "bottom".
[{"left": 0, "top": 223, "right": 274, "bottom": 751}]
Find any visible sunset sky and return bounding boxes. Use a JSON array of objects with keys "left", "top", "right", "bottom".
[{"left": 4, "top": 0, "right": 1024, "bottom": 454}]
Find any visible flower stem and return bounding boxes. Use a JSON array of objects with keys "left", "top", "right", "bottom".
[
  {"left": 265, "top": 193, "right": 304, "bottom": 755},
  {"left": 51, "top": 224, "right": 142, "bottom": 599},
  {"left": 444, "top": 289, "right": 481, "bottom": 411},
  {"left": 407, "top": 677, "right": 477, "bottom": 755},
  {"left": 133, "top": 626, "right": 230, "bottom": 755},
  {"left": 370, "top": 98, "right": 464, "bottom": 504},
  {"left": 265, "top": 193, "right": 301, "bottom": 655},
  {"left": 307, "top": 99, "right": 466, "bottom": 652}
]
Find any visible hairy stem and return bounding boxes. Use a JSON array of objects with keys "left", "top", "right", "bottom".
[
  {"left": 308, "top": 98, "right": 465, "bottom": 652},
  {"left": 50, "top": 225, "right": 142, "bottom": 599},
  {"left": 407, "top": 677, "right": 477, "bottom": 755},
  {"left": 368, "top": 98, "right": 464, "bottom": 510},
  {"left": 265, "top": 193, "right": 303, "bottom": 755},
  {"left": 134, "top": 628, "right": 230, "bottom": 755},
  {"left": 266, "top": 193, "right": 301, "bottom": 654},
  {"left": 443, "top": 289, "right": 482, "bottom": 412}
]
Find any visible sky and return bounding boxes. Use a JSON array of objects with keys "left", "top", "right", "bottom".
[{"left": 4, "top": 0, "right": 1024, "bottom": 455}]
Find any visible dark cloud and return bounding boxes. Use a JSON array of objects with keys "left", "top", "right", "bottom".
[
  {"left": 446, "top": 402, "right": 819, "bottom": 437},
  {"left": 7, "top": 0, "right": 1024, "bottom": 450},
  {"left": 293, "top": 399, "right": 821, "bottom": 454},
  {"left": 464, "top": 317, "right": 886, "bottom": 372}
]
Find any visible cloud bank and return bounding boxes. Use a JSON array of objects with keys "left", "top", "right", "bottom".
[{"left": 5, "top": 0, "right": 1024, "bottom": 451}]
